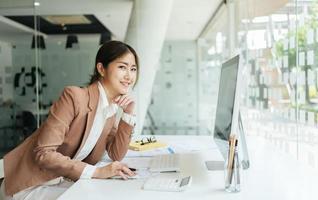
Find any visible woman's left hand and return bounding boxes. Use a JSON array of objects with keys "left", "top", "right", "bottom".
[{"left": 113, "top": 94, "right": 135, "bottom": 114}]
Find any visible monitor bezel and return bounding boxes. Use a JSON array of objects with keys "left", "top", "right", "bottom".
[{"left": 213, "top": 54, "right": 242, "bottom": 159}]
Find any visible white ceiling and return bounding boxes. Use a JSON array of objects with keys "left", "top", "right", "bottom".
[{"left": 0, "top": 0, "right": 221, "bottom": 43}]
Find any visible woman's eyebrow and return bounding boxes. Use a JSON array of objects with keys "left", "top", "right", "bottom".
[{"left": 117, "top": 61, "right": 136, "bottom": 67}]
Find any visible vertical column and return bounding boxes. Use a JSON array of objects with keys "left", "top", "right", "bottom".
[
  {"left": 125, "top": 0, "right": 174, "bottom": 134},
  {"left": 227, "top": 0, "right": 236, "bottom": 57}
]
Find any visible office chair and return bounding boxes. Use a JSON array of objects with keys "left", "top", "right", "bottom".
[
  {"left": 0, "top": 111, "right": 37, "bottom": 157},
  {"left": 20, "top": 111, "right": 37, "bottom": 139}
]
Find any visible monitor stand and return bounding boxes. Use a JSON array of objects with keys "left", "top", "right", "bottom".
[
  {"left": 237, "top": 112, "right": 250, "bottom": 169},
  {"left": 205, "top": 112, "right": 249, "bottom": 171},
  {"left": 205, "top": 161, "right": 224, "bottom": 171}
]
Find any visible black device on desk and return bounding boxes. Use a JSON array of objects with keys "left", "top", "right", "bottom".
[{"left": 205, "top": 55, "right": 250, "bottom": 171}]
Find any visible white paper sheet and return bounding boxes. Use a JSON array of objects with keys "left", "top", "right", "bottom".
[
  {"left": 299, "top": 110, "right": 306, "bottom": 123},
  {"left": 290, "top": 73, "right": 296, "bottom": 85},
  {"left": 283, "top": 39, "right": 288, "bottom": 50},
  {"left": 307, "top": 70, "right": 314, "bottom": 85},
  {"left": 283, "top": 55, "right": 288, "bottom": 68},
  {"left": 96, "top": 157, "right": 152, "bottom": 170},
  {"left": 291, "top": 90, "right": 296, "bottom": 104},
  {"left": 307, "top": 29, "right": 314, "bottom": 44},
  {"left": 307, "top": 50, "right": 314, "bottom": 65},
  {"left": 290, "top": 109, "right": 296, "bottom": 120},
  {"left": 290, "top": 36, "right": 295, "bottom": 49},
  {"left": 277, "top": 58, "right": 283, "bottom": 68},
  {"left": 299, "top": 92, "right": 306, "bottom": 104},
  {"left": 283, "top": 72, "right": 289, "bottom": 84},
  {"left": 263, "top": 88, "right": 268, "bottom": 98},
  {"left": 256, "top": 88, "right": 260, "bottom": 97},
  {"left": 308, "top": 112, "right": 315, "bottom": 126},
  {"left": 260, "top": 75, "right": 264, "bottom": 84},
  {"left": 125, "top": 148, "right": 172, "bottom": 157},
  {"left": 96, "top": 157, "right": 158, "bottom": 179},
  {"left": 299, "top": 71, "right": 306, "bottom": 85},
  {"left": 299, "top": 15, "right": 305, "bottom": 27},
  {"left": 268, "top": 88, "right": 272, "bottom": 98},
  {"left": 299, "top": 52, "right": 305, "bottom": 66}
]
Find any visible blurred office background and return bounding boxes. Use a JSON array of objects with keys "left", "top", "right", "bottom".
[{"left": 0, "top": 0, "right": 318, "bottom": 169}]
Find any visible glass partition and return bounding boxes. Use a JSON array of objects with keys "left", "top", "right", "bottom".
[
  {"left": 0, "top": 1, "right": 36, "bottom": 157},
  {"left": 198, "top": 0, "right": 318, "bottom": 169}
]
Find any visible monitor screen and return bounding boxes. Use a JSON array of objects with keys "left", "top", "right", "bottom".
[{"left": 213, "top": 56, "right": 239, "bottom": 143}]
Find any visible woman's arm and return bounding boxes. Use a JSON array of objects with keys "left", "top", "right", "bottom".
[
  {"left": 33, "top": 87, "right": 87, "bottom": 181},
  {"left": 106, "top": 94, "right": 135, "bottom": 161},
  {"left": 106, "top": 118, "right": 134, "bottom": 161}
]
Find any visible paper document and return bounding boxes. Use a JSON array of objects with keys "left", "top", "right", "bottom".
[
  {"left": 97, "top": 157, "right": 152, "bottom": 169},
  {"left": 95, "top": 157, "right": 157, "bottom": 179},
  {"left": 126, "top": 147, "right": 172, "bottom": 157},
  {"left": 111, "top": 169, "right": 155, "bottom": 179}
]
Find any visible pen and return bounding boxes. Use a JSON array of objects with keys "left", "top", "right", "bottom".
[
  {"left": 167, "top": 147, "right": 175, "bottom": 154},
  {"left": 129, "top": 167, "right": 136, "bottom": 171}
]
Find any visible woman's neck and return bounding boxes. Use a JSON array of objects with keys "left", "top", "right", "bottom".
[{"left": 100, "top": 81, "right": 117, "bottom": 103}]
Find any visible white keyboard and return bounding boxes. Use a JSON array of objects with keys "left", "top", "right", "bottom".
[
  {"left": 143, "top": 176, "right": 192, "bottom": 192},
  {"left": 149, "top": 154, "right": 180, "bottom": 172}
]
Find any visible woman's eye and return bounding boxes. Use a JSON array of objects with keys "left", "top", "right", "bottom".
[
  {"left": 119, "top": 65, "right": 126, "bottom": 69},
  {"left": 131, "top": 68, "right": 137, "bottom": 72}
]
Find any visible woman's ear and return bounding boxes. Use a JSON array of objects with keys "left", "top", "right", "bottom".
[{"left": 96, "top": 63, "right": 105, "bottom": 77}]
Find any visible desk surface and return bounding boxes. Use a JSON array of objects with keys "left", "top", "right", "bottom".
[{"left": 58, "top": 135, "right": 317, "bottom": 200}]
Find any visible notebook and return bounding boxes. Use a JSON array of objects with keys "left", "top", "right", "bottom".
[{"left": 129, "top": 141, "right": 167, "bottom": 151}]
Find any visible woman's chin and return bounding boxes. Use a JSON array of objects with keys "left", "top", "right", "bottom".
[{"left": 118, "top": 88, "right": 129, "bottom": 95}]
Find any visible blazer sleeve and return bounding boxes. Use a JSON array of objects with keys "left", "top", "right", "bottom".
[
  {"left": 33, "top": 87, "right": 87, "bottom": 181},
  {"left": 106, "top": 119, "right": 133, "bottom": 161}
]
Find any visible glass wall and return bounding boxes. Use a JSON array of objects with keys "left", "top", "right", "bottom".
[
  {"left": 0, "top": 0, "right": 112, "bottom": 157},
  {"left": 198, "top": 0, "right": 318, "bottom": 168},
  {"left": 2, "top": 0, "right": 317, "bottom": 169},
  {"left": 0, "top": 1, "right": 36, "bottom": 157},
  {"left": 0, "top": 0, "right": 203, "bottom": 157}
]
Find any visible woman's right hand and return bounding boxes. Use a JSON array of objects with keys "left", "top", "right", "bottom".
[{"left": 92, "top": 161, "right": 135, "bottom": 180}]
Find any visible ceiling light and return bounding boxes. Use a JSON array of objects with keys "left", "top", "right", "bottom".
[
  {"left": 34, "top": 2, "right": 40, "bottom": 6},
  {"left": 43, "top": 15, "right": 91, "bottom": 25}
]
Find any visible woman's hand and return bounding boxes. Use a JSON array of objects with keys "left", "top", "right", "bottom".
[
  {"left": 92, "top": 161, "right": 135, "bottom": 180},
  {"left": 113, "top": 94, "right": 135, "bottom": 114}
]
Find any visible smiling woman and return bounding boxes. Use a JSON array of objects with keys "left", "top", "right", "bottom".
[
  {"left": 0, "top": 41, "right": 139, "bottom": 200},
  {"left": 91, "top": 41, "right": 139, "bottom": 109}
]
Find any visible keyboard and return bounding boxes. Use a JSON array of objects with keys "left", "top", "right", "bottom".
[{"left": 149, "top": 154, "right": 180, "bottom": 172}]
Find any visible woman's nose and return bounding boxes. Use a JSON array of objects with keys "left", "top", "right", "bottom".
[{"left": 124, "top": 70, "right": 131, "bottom": 79}]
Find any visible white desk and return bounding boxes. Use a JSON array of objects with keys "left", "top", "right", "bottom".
[{"left": 58, "top": 135, "right": 317, "bottom": 200}]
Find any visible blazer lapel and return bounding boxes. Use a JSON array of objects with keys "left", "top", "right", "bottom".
[{"left": 73, "top": 82, "right": 99, "bottom": 158}]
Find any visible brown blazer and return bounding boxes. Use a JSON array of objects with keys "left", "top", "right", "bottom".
[{"left": 3, "top": 82, "right": 133, "bottom": 196}]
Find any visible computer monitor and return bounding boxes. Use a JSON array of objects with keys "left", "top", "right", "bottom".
[{"left": 205, "top": 55, "right": 250, "bottom": 171}]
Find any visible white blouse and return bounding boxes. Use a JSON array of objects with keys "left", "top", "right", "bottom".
[{"left": 77, "top": 82, "right": 135, "bottom": 179}]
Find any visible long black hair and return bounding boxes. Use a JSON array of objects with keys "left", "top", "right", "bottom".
[{"left": 89, "top": 40, "right": 139, "bottom": 85}]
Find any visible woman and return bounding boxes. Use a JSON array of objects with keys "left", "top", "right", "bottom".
[{"left": 0, "top": 40, "right": 138, "bottom": 200}]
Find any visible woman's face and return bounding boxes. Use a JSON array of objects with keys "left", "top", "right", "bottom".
[{"left": 101, "top": 52, "right": 137, "bottom": 96}]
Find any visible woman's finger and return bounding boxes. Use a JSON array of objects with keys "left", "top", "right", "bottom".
[
  {"left": 120, "top": 97, "right": 132, "bottom": 107},
  {"left": 117, "top": 95, "right": 128, "bottom": 106},
  {"left": 118, "top": 170, "right": 128, "bottom": 180},
  {"left": 121, "top": 166, "right": 135, "bottom": 176},
  {"left": 113, "top": 95, "right": 121, "bottom": 103}
]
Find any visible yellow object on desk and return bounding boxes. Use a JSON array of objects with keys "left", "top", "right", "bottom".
[{"left": 129, "top": 137, "right": 167, "bottom": 151}]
